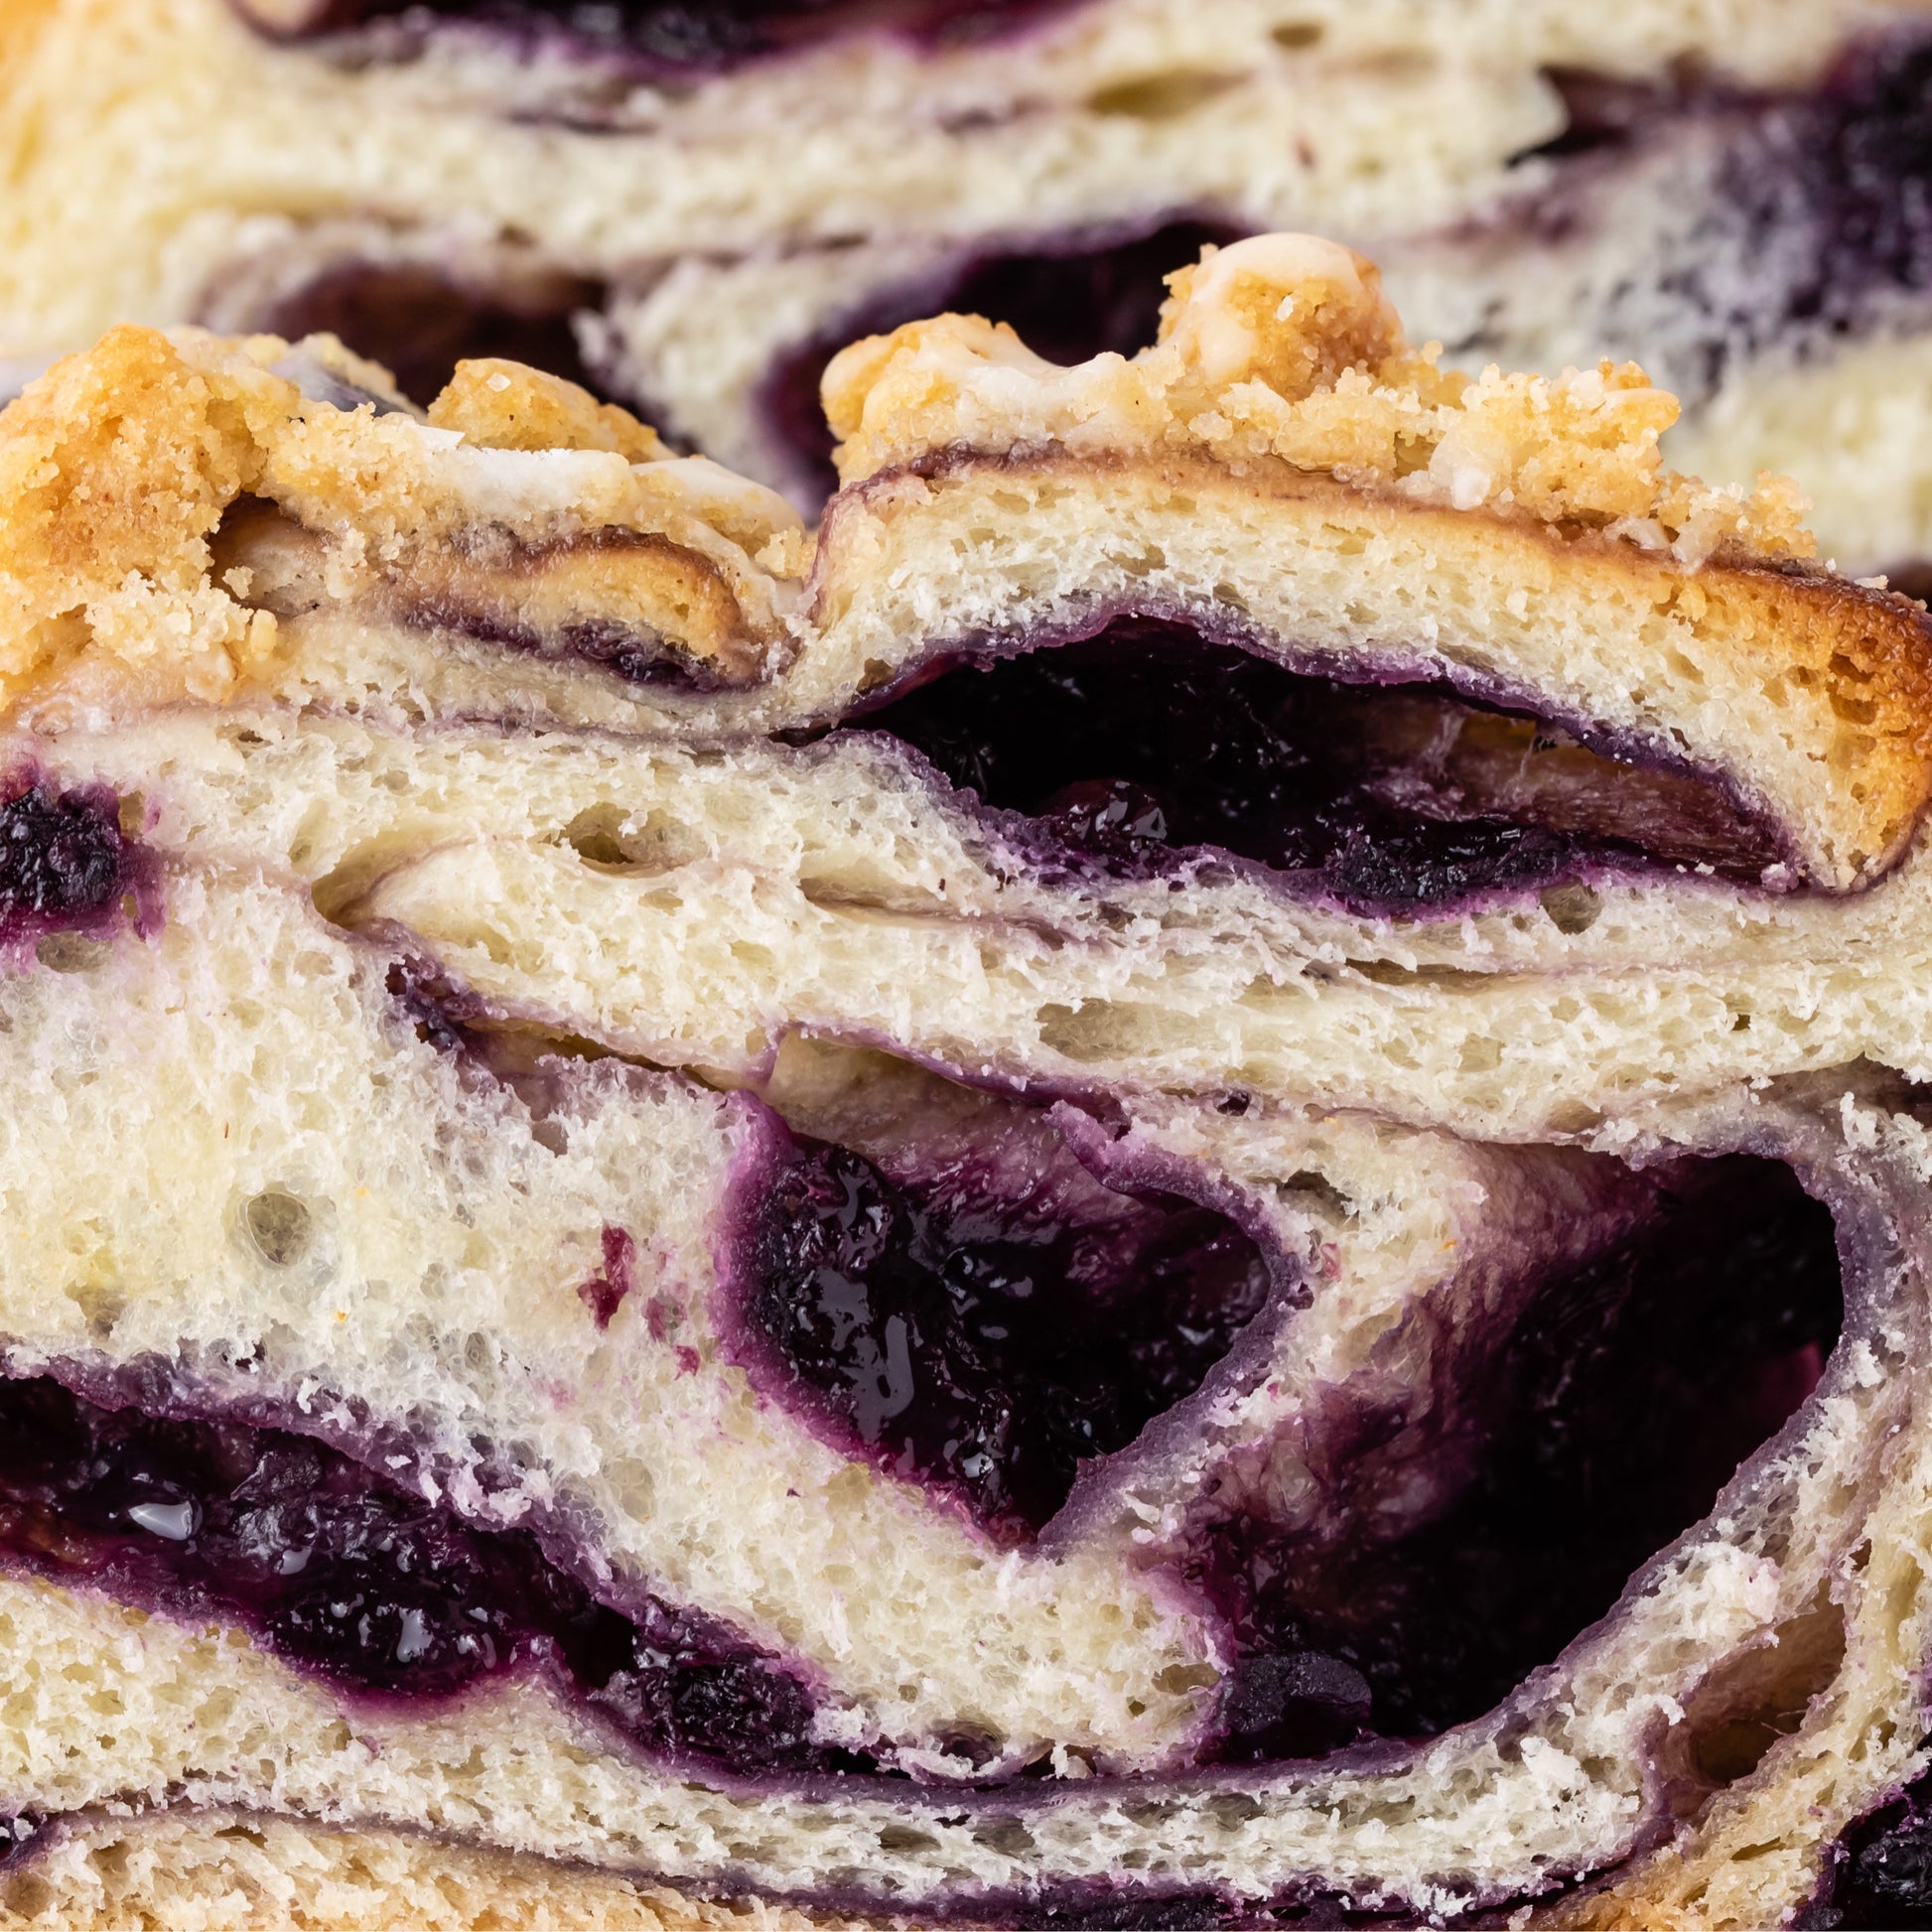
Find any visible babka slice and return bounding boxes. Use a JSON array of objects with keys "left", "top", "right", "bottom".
[
  {"left": 0, "top": 240, "right": 1928, "bottom": 1924},
  {"left": 0, "top": 756, "right": 1914, "bottom": 1926},
  {"left": 15, "top": 237, "right": 1932, "bottom": 1148},
  {"left": 9, "top": 0, "right": 1932, "bottom": 580}
]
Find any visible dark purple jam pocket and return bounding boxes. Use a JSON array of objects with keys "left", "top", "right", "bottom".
[
  {"left": 1194, "top": 1155, "right": 1842, "bottom": 1756},
  {"left": 233, "top": 0, "right": 1084, "bottom": 71},
  {"left": 845, "top": 621, "right": 1790, "bottom": 914},
  {"left": 0, "top": 1376, "right": 850, "bottom": 1776},
  {"left": 734, "top": 1122, "right": 1278, "bottom": 1543},
  {"left": 1814, "top": 1770, "right": 1932, "bottom": 1928},
  {"left": 0, "top": 776, "right": 147, "bottom": 950}
]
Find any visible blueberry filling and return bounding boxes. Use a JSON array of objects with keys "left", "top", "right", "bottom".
[
  {"left": 738, "top": 1129, "right": 1275, "bottom": 1543},
  {"left": 234, "top": 0, "right": 1082, "bottom": 69},
  {"left": 0, "top": 777, "right": 140, "bottom": 946},
  {"left": 260, "top": 262, "right": 609, "bottom": 411},
  {"left": 1818, "top": 1769, "right": 1932, "bottom": 1928},
  {"left": 847, "top": 621, "right": 1788, "bottom": 913},
  {"left": 760, "top": 219, "right": 1244, "bottom": 500},
  {"left": 977, "top": 1891, "right": 1233, "bottom": 1930},
  {"left": 0, "top": 1375, "right": 852, "bottom": 1776},
  {"left": 1496, "top": 28, "right": 1932, "bottom": 403},
  {"left": 1195, "top": 1156, "right": 1842, "bottom": 1757}
]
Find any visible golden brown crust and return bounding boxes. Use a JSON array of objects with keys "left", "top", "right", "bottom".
[
  {"left": 0, "top": 325, "right": 805, "bottom": 722},
  {"left": 1695, "top": 562, "right": 1932, "bottom": 860},
  {"left": 428, "top": 358, "right": 675, "bottom": 466}
]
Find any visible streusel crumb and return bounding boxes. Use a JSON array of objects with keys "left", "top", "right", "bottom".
[{"left": 824, "top": 233, "right": 1813, "bottom": 568}]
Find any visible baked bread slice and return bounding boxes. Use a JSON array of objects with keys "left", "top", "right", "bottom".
[
  {"left": 15, "top": 237, "right": 1932, "bottom": 1146},
  {"left": 0, "top": 243, "right": 1931, "bottom": 1923},
  {"left": 7, "top": 0, "right": 1932, "bottom": 584},
  {"left": 0, "top": 804, "right": 1916, "bottom": 1925}
]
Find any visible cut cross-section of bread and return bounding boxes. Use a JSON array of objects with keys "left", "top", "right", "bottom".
[
  {"left": 13, "top": 0, "right": 1932, "bottom": 579},
  {"left": 7, "top": 238, "right": 1932, "bottom": 909},
  {"left": 0, "top": 774, "right": 1916, "bottom": 1924},
  {"left": 39, "top": 703, "right": 1932, "bottom": 1153},
  {"left": 5, "top": 240, "right": 1932, "bottom": 1926}
]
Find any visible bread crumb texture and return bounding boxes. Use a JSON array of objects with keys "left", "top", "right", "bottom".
[{"left": 0, "top": 1810, "right": 842, "bottom": 1931}]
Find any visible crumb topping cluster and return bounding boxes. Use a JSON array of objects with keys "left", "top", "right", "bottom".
[
  {"left": 0, "top": 327, "right": 807, "bottom": 719},
  {"left": 823, "top": 233, "right": 1814, "bottom": 569}
]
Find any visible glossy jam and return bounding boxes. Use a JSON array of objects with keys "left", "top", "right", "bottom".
[
  {"left": 1197, "top": 1157, "right": 1842, "bottom": 1758},
  {"left": 741, "top": 1133, "right": 1273, "bottom": 1541},
  {"left": 852, "top": 621, "right": 1785, "bottom": 914},
  {"left": 0, "top": 778, "right": 137, "bottom": 945},
  {"left": 1823, "top": 1769, "right": 1932, "bottom": 1928},
  {"left": 0, "top": 1375, "right": 844, "bottom": 1774}
]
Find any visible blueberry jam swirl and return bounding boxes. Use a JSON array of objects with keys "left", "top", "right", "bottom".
[
  {"left": 737, "top": 1129, "right": 1277, "bottom": 1543},
  {"left": 235, "top": 0, "right": 1083, "bottom": 69},
  {"left": 848, "top": 621, "right": 1788, "bottom": 914},
  {"left": 0, "top": 776, "right": 144, "bottom": 948},
  {"left": 1197, "top": 1156, "right": 1842, "bottom": 1762},
  {"left": 0, "top": 1375, "right": 852, "bottom": 1777}
]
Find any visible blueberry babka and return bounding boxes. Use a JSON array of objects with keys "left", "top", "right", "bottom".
[
  {"left": 11, "top": 0, "right": 1932, "bottom": 578},
  {"left": 0, "top": 234, "right": 1927, "bottom": 1927}
]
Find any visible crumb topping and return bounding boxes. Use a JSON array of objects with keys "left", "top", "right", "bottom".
[
  {"left": 427, "top": 358, "right": 674, "bottom": 466},
  {"left": 822, "top": 233, "right": 1814, "bottom": 569},
  {"left": 0, "top": 327, "right": 808, "bottom": 721}
]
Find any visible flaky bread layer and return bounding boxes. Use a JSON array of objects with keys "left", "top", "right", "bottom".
[
  {"left": 804, "top": 451, "right": 1932, "bottom": 891},
  {"left": 47, "top": 707, "right": 1932, "bottom": 1151},
  {"left": 0, "top": 1809, "right": 825, "bottom": 1932},
  {"left": 1, "top": 0, "right": 1904, "bottom": 370}
]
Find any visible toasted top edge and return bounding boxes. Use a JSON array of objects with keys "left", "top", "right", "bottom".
[
  {"left": 821, "top": 232, "right": 1814, "bottom": 572},
  {"left": 0, "top": 324, "right": 809, "bottom": 724}
]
